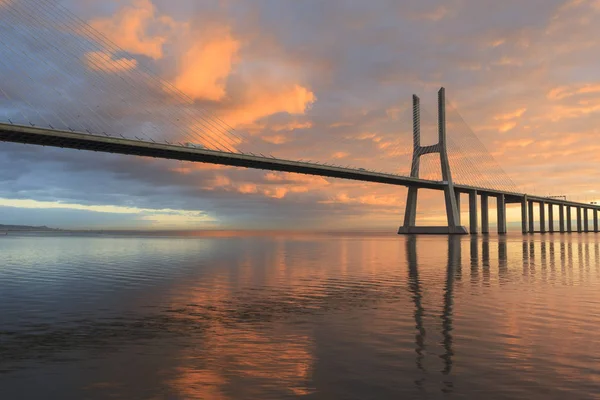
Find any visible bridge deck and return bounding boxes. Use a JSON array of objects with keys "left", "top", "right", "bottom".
[
  {"left": 0, "top": 123, "right": 446, "bottom": 190},
  {"left": 1, "top": 123, "right": 599, "bottom": 212}
]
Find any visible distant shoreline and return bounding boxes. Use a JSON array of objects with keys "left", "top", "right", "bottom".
[
  {"left": 0, "top": 228, "right": 397, "bottom": 237},
  {"left": 0, "top": 224, "right": 60, "bottom": 232}
]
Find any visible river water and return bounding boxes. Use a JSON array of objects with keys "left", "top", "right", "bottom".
[{"left": 1, "top": 232, "right": 599, "bottom": 399}]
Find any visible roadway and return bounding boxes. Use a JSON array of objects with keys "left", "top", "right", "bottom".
[{"left": 1, "top": 122, "right": 599, "bottom": 213}]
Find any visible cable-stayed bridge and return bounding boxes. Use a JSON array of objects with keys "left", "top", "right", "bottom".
[{"left": 0, "top": 0, "right": 599, "bottom": 235}]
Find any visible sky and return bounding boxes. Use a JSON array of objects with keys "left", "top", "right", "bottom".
[{"left": 0, "top": 0, "right": 599, "bottom": 231}]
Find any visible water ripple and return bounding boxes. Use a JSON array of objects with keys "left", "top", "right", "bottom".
[{"left": 1, "top": 233, "right": 600, "bottom": 399}]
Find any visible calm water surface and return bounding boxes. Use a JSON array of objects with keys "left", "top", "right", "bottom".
[{"left": 1, "top": 232, "right": 600, "bottom": 399}]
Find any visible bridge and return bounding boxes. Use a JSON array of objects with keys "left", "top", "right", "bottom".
[{"left": 0, "top": 0, "right": 598, "bottom": 235}]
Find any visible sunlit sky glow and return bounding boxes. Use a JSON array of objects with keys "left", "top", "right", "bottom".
[{"left": 1, "top": 0, "right": 599, "bottom": 230}]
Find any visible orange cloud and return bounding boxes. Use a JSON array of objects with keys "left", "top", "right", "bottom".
[
  {"left": 547, "top": 84, "right": 600, "bottom": 100},
  {"left": 385, "top": 106, "right": 406, "bottom": 120},
  {"left": 329, "top": 122, "right": 353, "bottom": 128},
  {"left": 262, "top": 135, "right": 290, "bottom": 144},
  {"left": 492, "top": 57, "right": 523, "bottom": 67},
  {"left": 203, "top": 174, "right": 231, "bottom": 190},
  {"left": 489, "top": 39, "right": 506, "bottom": 47},
  {"left": 263, "top": 187, "right": 288, "bottom": 199},
  {"left": 225, "top": 84, "right": 316, "bottom": 127},
  {"left": 321, "top": 193, "right": 400, "bottom": 208},
  {"left": 498, "top": 139, "right": 535, "bottom": 148},
  {"left": 185, "top": 121, "right": 242, "bottom": 152},
  {"left": 264, "top": 172, "right": 329, "bottom": 186},
  {"left": 173, "top": 29, "right": 240, "bottom": 101},
  {"left": 353, "top": 132, "right": 377, "bottom": 140},
  {"left": 83, "top": 51, "right": 137, "bottom": 73},
  {"left": 498, "top": 121, "right": 517, "bottom": 132},
  {"left": 271, "top": 121, "right": 313, "bottom": 132},
  {"left": 414, "top": 6, "right": 450, "bottom": 21},
  {"left": 494, "top": 108, "right": 527, "bottom": 120},
  {"left": 332, "top": 152, "right": 349, "bottom": 159},
  {"left": 257, "top": 121, "right": 312, "bottom": 144},
  {"left": 238, "top": 183, "right": 258, "bottom": 194},
  {"left": 170, "top": 166, "right": 193, "bottom": 175},
  {"left": 547, "top": 102, "right": 600, "bottom": 121},
  {"left": 89, "top": 0, "right": 179, "bottom": 60}
]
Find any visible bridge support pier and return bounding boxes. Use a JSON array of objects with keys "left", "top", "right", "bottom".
[
  {"left": 548, "top": 204, "right": 554, "bottom": 233},
  {"left": 567, "top": 206, "right": 572, "bottom": 233},
  {"left": 398, "top": 88, "right": 468, "bottom": 235},
  {"left": 528, "top": 200, "right": 535, "bottom": 233},
  {"left": 469, "top": 191, "right": 478, "bottom": 234},
  {"left": 540, "top": 201, "right": 546, "bottom": 233},
  {"left": 584, "top": 209, "right": 590, "bottom": 232},
  {"left": 521, "top": 196, "right": 528, "bottom": 234},
  {"left": 559, "top": 205, "right": 565, "bottom": 233},
  {"left": 455, "top": 191, "right": 461, "bottom": 225},
  {"left": 595, "top": 210, "right": 599, "bottom": 233},
  {"left": 497, "top": 194, "right": 507, "bottom": 234},
  {"left": 481, "top": 194, "right": 489, "bottom": 234},
  {"left": 577, "top": 207, "right": 583, "bottom": 233}
]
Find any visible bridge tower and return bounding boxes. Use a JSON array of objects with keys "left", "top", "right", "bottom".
[{"left": 398, "top": 88, "right": 469, "bottom": 235}]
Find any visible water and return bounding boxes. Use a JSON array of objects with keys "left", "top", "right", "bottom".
[{"left": 1, "top": 232, "right": 600, "bottom": 399}]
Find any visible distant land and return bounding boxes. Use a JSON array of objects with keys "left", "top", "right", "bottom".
[{"left": 0, "top": 224, "right": 60, "bottom": 232}]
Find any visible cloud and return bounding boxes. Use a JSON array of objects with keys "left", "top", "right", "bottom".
[
  {"left": 498, "top": 121, "right": 517, "bottom": 133},
  {"left": 494, "top": 108, "right": 527, "bottom": 121},
  {"left": 237, "top": 183, "right": 258, "bottom": 194},
  {"left": 88, "top": 0, "right": 180, "bottom": 60},
  {"left": 547, "top": 84, "right": 600, "bottom": 100},
  {"left": 223, "top": 83, "right": 316, "bottom": 127},
  {"left": 321, "top": 192, "right": 401, "bottom": 209},
  {"left": 262, "top": 135, "right": 290, "bottom": 145},
  {"left": 332, "top": 152, "right": 349, "bottom": 159},
  {"left": 271, "top": 121, "right": 313, "bottom": 132},
  {"left": 173, "top": 28, "right": 240, "bottom": 101},
  {"left": 410, "top": 5, "right": 452, "bottom": 21},
  {"left": 0, "top": 197, "right": 216, "bottom": 229},
  {"left": 83, "top": 51, "right": 138, "bottom": 73}
]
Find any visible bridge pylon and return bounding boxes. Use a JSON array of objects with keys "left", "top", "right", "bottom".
[{"left": 398, "top": 88, "right": 468, "bottom": 235}]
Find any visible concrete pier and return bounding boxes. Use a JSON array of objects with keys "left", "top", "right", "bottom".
[
  {"left": 528, "top": 200, "right": 535, "bottom": 233},
  {"left": 469, "top": 191, "right": 478, "bottom": 234},
  {"left": 559, "top": 205, "right": 565, "bottom": 233},
  {"left": 540, "top": 201, "right": 546, "bottom": 233},
  {"left": 567, "top": 207, "right": 572, "bottom": 232},
  {"left": 497, "top": 194, "right": 507, "bottom": 234},
  {"left": 455, "top": 191, "right": 461, "bottom": 225},
  {"left": 521, "top": 197, "right": 528, "bottom": 234},
  {"left": 481, "top": 194, "right": 489, "bottom": 234},
  {"left": 548, "top": 204, "right": 554, "bottom": 233},
  {"left": 577, "top": 207, "right": 583, "bottom": 233},
  {"left": 584, "top": 209, "right": 589, "bottom": 232},
  {"left": 595, "top": 210, "right": 599, "bottom": 233}
]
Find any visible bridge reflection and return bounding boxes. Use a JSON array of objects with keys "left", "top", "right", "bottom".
[
  {"left": 406, "top": 233, "right": 600, "bottom": 393},
  {"left": 406, "top": 236, "right": 460, "bottom": 392}
]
